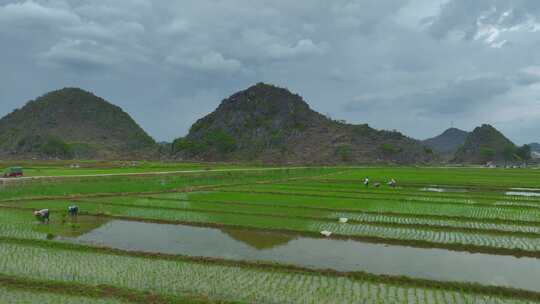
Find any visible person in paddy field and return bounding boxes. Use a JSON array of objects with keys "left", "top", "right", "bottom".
[
  {"left": 68, "top": 205, "right": 79, "bottom": 217},
  {"left": 33, "top": 209, "right": 50, "bottom": 223}
]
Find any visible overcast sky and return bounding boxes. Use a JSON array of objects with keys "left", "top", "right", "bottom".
[{"left": 1, "top": 0, "right": 540, "bottom": 144}]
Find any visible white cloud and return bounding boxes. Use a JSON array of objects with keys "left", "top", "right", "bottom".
[
  {"left": 0, "top": 0, "right": 80, "bottom": 29},
  {"left": 62, "top": 20, "right": 146, "bottom": 43},
  {"left": 238, "top": 29, "right": 325, "bottom": 60},
  {"left": 429, "top": 0, "right": 540, "bottom": 47},
  {"left": 266, "top": 39, "right": 325, "bottom": 59},
  {"left": 39, "top": 39, "right": 117, "bottom": 68},
  {"left": 158, "top": 19, "right": 190, "bottom": 36},
  {"left": 166, "top": 51, "right": 243, "bottom": 74}
]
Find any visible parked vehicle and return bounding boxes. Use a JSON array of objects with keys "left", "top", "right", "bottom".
[{"left": 3, "top": 167, "right": 23, "bottom": 178}]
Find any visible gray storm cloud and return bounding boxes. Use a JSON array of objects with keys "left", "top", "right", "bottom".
[{"left": 0, "top": 0, "right": 540, "bottom": 144}]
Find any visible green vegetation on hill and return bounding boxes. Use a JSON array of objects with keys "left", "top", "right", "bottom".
[
  {"left": 453, "top": 124, "right": 531, "bottom": 164},
  {"left": 172, "top": 130, "right": 237, "bottom": 156},
  {"left": 172, "top": 83, "right": 434, "bottom": 164},
  {"left": 0, "top": 88, "right": 156, "bottom": 160}
]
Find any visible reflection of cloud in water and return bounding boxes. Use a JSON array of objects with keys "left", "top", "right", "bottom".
[
  {"left": 489, "top": 276, "right": 510, "bottom": 288},
  {"left": 219, "top": 228, "right": 297, "bottom": 250},
  {"left": 421, "top": 187, "right": 467, "bottom": 193},
  {"left": 510, "top": 188, "right": 540, "bottom": 191},
  {"left": 59, "top": 220, "right": 540, "bottom": 292},
  {"left": 506, "top": 191, "right": 540, "bottom": 197}
]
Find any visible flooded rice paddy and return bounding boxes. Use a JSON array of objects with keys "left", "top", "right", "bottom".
[{"left": 61, "top": 219, "right": 540, "bottom": 292}]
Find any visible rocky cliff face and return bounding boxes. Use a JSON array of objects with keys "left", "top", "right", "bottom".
[
  {"left": 173, "top": 83, "right": 434, "bottom": 164},
  {"left": 0, "top": 88, "right": 156, "bottom": 159}
]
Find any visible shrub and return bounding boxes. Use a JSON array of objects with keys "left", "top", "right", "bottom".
[
  {"left": 172, "top": 130, "right": 236, "bottom": 156},
  {"left": 424, "top": 146, "right": 434, "bottom": 154},
  {"left": 206, "top": 130, "right": 236, "bottom": 153},
  {"left": 40, "top": 136, "right": 73, "bottom": 159},
  {"left": 379, "top": 143, "right": 401, "bottom": 155},
  {"left": 516, "top": 145, "right": 532, "bottom": 161},
  {"left": 479, "top": 147, "right": 496, "bottom": 162},
  {"left": 172, "top": 138, "right": 192, "bottom": 153}
]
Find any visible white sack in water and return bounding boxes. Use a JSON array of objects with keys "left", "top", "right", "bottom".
[{"left": 320, "top": 230, "right": 332, "bottom": 237}]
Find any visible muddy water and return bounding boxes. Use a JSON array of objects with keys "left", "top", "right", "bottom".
[
  {"left": 421, "top": 187, "right": 467, "bottom": 193},
  {"left": 63, "top": 220, "right": 540, "bottom": 292},
  {"left": 506, "top": 191, "right": 540, "bottom": 197}
]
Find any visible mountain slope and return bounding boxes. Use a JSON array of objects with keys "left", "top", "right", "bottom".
[
  {"left": 172, "top": 83, "right": 434, "bottom": 164},
  {"left": 453, "top": 124, "right": 516, "bottom": 164},
  {"left": 423, "top": 128, "right": 469, "bottom": 156},
  {"left": 0, "top": 88, "right": 156, "bottom": 159},
  {"left": 528, "top": 143, "right": 540, "bottom": 153}
]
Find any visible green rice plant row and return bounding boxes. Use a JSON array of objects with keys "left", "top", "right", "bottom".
[
  {"left": 326, "top": 168, "right": 540, "bottom": 188},
  {"left": 0, "top": 242, "right": 536, "bottom": 304},
  {"left": 258, "top": 182, "right": 540, "bottom": 205},
  {"left": 0, "top": 167, "right": 339, "bottom": 201},
  {"left": 0, "top": 286, "right": 126, "bottom": 304},
  {"left": 5, "top": 204, "right": 540, "bottom": 253},
  {"left": 185, "top": 191, "right": 540, "bottom": 223},
  {"left": 80, "top": 195, "right": 540, "bottom": 235},
  {"left": 222, "top": 185, "right": 540, "bottom": 212}
]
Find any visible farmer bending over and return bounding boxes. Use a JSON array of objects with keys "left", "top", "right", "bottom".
[
  {"left": 388, "top": 178, "right": 397, "bottom": 188},
  {"left": 34, "top": 209, "right": 50, "bottom": 223},
  {"left": 363, "top": 177, "right": 369, "bottom": 187},
  {"left": 68, "top": 205, "right": 79, "bottom": 217}
]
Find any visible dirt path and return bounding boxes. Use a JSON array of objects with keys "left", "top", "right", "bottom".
[{"left": 0, "top": 166, "right": 331, "bottom": 183}]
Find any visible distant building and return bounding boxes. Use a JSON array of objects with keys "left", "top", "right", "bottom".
[{"left": 485, "top": 161, "right": 497, "bottom": 168}]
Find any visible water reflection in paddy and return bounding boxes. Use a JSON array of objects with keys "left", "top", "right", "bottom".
[
  {"left": 62, "top": 220, "right": 540, "bottom": 292},
  {"left": 421, "top": 187, "right": 467, "bottom": 193}
]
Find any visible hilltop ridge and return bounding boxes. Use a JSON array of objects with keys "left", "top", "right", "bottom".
[
  {"left": 0, "top": 88, "right": 156, "bottom": 159},
  {"left": 423, "top": 128, "right": 469, "bottom": 159},
  {"left": 172, "top": 83, "right": 434, "bottom": 164},
  {"left": 453, "top": 124, "right": 530, "bottom": 164}
]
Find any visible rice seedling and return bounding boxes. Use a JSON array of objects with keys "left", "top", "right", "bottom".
[
  {"left": 4, "top": 201, "right": 540, "bottom": 254},
  {"left": 0, "top": 286, "right": 126, "bottom": 304},
  {"left": 0, "top": 241, "right": 537, "bottom": 304},
  {"left": 76, "top": 195, "right": 540, "bottom": 235},
  {"left": 186, "top": 191, "right": 540, "bottom": 223}
]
